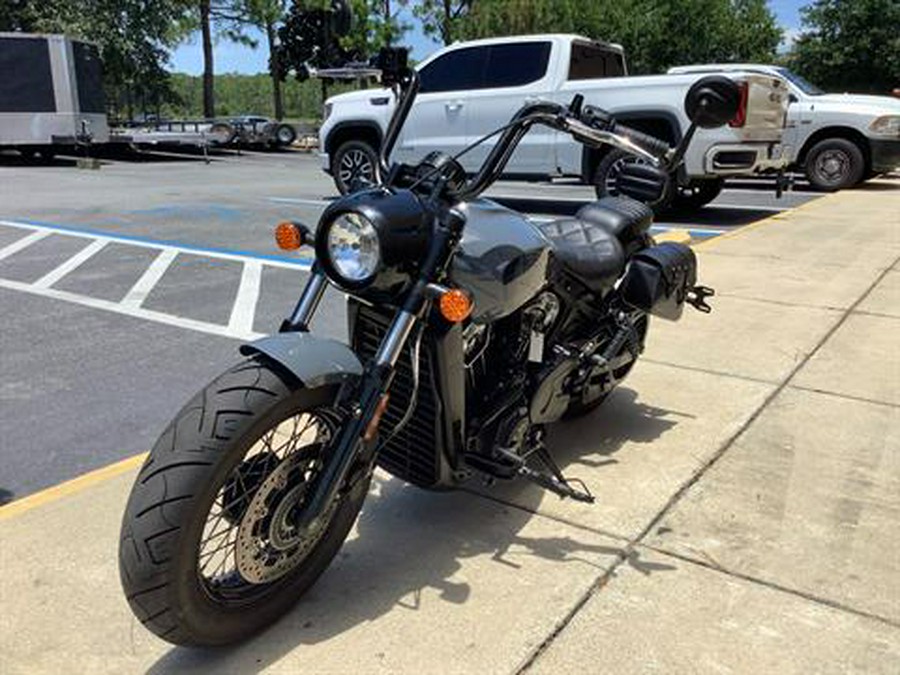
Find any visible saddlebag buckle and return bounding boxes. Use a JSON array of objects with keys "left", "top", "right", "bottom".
[{"left": 686, "top": 285, "right": 715, "bottom": 313}]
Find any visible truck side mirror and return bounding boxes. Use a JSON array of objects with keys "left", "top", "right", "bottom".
[{"left": 684, "top": 76, "right": 741, "bottom": 129}]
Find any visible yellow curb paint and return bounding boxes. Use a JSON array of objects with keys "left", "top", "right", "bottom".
[
  {"left": 0, "top": 452, "right": 147, "bottom": 523},
  {"left": 654, "top": 229, "right": 692, "bottom": 245},
  {"left": 693, "top": 189, "right": 836, "bottom": 250}
]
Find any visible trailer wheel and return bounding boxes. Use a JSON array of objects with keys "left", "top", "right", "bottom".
[{"left": 275, "top": 124, "right": 297, "bottom": 147}]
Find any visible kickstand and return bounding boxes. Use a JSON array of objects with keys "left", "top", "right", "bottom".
[{"left": 529, "top": 446, "right": 595, "bottom": 503}]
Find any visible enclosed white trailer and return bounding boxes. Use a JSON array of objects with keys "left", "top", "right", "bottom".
[{"left": 0, "top": 32, "right": 109, "bottom": 157}]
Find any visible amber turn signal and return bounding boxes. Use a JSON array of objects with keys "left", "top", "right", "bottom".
[
  {"left": 439, "top": 288, "right": 473, "bottom": 323},
  {"left": 275, "top": 221, "right": 304, "bottom": 250}
]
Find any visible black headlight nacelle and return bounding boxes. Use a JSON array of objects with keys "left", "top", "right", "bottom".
[{"left": 315, "top": 188, "right": 432, "bottom": 293}]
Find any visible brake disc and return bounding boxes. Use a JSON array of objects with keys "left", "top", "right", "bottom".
[{"left": 235, "top": 452, "right": 330, "bottom": 584}]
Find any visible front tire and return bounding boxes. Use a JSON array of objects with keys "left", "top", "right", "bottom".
[
  {"left": 331, "top": 140, "right": 378, "bottom": 194},
  {"left": 804, "top": 138, "right": 865, "bottom": 191},
  {"left": 119, "top": 356, "right": 369, "bottom": 646}
]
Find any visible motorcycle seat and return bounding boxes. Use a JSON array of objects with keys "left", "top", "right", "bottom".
[
  {"left": 537, "top": 217, "right": 625, "bottom": 292},
  {"left": 576, "top": 196, "right": 653, "bottom": 249}
]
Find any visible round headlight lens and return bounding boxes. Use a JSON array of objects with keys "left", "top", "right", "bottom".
[{"left": 326, "top": 212, "right": 381, "bottom": 283}]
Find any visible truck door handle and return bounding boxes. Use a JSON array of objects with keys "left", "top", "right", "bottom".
[{"left": 445, "top": 101, "right": 463, "bottom": 112}]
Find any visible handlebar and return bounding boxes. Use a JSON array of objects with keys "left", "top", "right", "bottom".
[{"left": 457, "top": 100, "right": 675, "bottom": 200}]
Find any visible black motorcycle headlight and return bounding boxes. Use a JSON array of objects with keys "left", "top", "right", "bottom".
[{"left": 316, "top": 189, "right": 431, "bottom": 292}]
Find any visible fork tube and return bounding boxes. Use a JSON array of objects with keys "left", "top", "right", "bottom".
[
  {"left": 375, "top": 310, "right": 417, "bottom": 366},
  {"left": 281, "top": 264, "right": 328, "bottom": 332}
]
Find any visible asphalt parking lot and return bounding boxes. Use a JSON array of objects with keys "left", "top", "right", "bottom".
[{"left": 0, "top": 148, "right": 823, "bottom": 502}]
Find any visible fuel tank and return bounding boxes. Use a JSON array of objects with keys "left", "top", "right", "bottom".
[{"left": 451, "top": 198, "right": 551, "bottom": 323}]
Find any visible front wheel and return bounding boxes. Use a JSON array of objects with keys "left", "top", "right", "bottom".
[
  {"left": 331, "top": 140, "right": 378, "bottom": 194},
  {"left": 119, "top": 356, "right": 369, "bottom": 646},
  {"left": 804, "top": 138, "right": 865, "bottom": 191}
]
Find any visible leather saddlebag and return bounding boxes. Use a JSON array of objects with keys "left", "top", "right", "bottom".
[{"left": 620, "top": 242, "right": 697, "bottom": 321}]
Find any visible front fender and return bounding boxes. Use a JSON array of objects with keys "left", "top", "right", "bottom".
[{"left": 239, "top": 333, "right": 362, "bottom": 388}]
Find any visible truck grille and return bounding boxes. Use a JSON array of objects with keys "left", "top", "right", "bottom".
[{"left": 352, "top": 304, "right": 441, "bottom": 487}]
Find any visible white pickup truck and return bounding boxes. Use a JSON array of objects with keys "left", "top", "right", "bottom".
[
  {"left": 670, "top": 64, "right": 900, "bottom": 190},
  {"left": 319, "top": 34, "right": 790, "bottom": 208}
]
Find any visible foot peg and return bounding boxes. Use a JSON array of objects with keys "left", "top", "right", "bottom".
[{"left": 686, "top": 285, "right": 714, "bottom": 313}]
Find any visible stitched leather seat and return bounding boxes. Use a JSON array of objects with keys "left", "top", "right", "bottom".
[
  {"left": 576, "top": 196, "right": 653, "bottom": 245},
  {"left": 537, "top": 218, "right": 625, "bottom": 292}
]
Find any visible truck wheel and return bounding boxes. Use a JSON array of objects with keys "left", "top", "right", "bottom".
[
  {"left": 592, "top": 149, "right": 673, "bottom": 210},
  {"left": 672, "top": 178, "right": 723, "bottom": 211},
  {"left": 275, "top": 124, "right": 297, "bottom": 147},
  {"left": 804, "top": 138, "right": 865, "bottom": 191},
  {"left": 331, "top": 140, "right": 378, "bottom": 195}
]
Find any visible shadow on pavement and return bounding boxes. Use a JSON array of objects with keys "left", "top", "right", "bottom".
[
  {"left": 145, "top": 387, "right": 678, "bottom": 673},
  {"left": 491, "top": 196, "right": 775, "bottom": 228}
]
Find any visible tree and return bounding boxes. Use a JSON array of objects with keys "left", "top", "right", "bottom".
[
  {"left": 455, "top": 0, "right": 782, "bottom": 75},
  {"left": 247, "top": 0, "right": 290, "bottom": 119},
  {"left": 789, "top": 0, "right": 900, "bottom": 94},
  {"left": 411, "top": 1, "right": 471, "bottom": 45},
  {"left": 10, "top": 0, "right": 191, "bottom": 120}
]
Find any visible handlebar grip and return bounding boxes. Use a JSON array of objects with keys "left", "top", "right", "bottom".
[{"left": 608, "top": 122, "right": 672, "bottom": 159}]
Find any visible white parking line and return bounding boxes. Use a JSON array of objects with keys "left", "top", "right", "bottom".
[
  {"left": 32, "top": 238, "right": 109, "bottom": 289},
  {"left": 0, "top": 220, "right": 300, "bottom": 341},
  {"left": 0, "top": 230, "right": 51, "bottom": 262},
  {"left": 121, "top": 248, "right": 178, "bottom": 309},
  {"left": 0, "top": 276, "right": 263, "bottom": 341},
  {"left": 0, "top": 220, "right": 311, "bottom": 271},
  {"left": 228, "top": 259, "right": 263, "bottom": 335}
]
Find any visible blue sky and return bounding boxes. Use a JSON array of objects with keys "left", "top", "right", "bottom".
[{"left": 170, "top": 0, "right": 808, "bottom": 75}]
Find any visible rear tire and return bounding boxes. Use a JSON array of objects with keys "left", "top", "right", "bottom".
[
  {"left": 804, "top": 138, "right": 865, "bottom": 191},
  {"left": 119, "top": 356, "right": 369, "bottom": 646},
  {"left": 331, "top": 140, "right": 378, "bottom": 194},
  {"left": 564, "top": 316, "right": 649, "bottom": 419}
]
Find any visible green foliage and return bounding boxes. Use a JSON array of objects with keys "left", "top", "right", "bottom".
[
  {"left": 456, "top": 0, "right": 782, "bottom": 74},
  {"left": 6, "top": 0, "right": 193, "bottom": 116},
  {"left": 411, "top": 0, "right": 471, "bottom": 45},
  {"left": 788, "top": 0, "right": 900, "bottom": 94},
  {"left": 164, "top": 71, "right": 352, "bottom": 119}
]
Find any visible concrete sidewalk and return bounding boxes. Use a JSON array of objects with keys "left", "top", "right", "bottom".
[{"left": 2, "top": 180, "right": 898, "bottom": 674}]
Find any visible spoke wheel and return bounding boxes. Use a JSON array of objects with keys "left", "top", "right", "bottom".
[
  {"left": 197, "top": 409, "right": 338, "bottom": 601},
  {"left": 119, "top": 356, "right": 371, "bottom": 646}
]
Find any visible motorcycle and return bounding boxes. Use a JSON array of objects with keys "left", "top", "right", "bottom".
[{"left": 119, "top": 48, "right": 738, "bottom": 646}]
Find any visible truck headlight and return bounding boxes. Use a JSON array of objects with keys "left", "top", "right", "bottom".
[
  {"left": 324, "top": 212, "right": 381, "bottom": 286},
  {"left": 869, "top": 115, "right": 900, "bottom": 138}
]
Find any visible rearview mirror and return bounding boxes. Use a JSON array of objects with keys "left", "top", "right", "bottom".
[{"left": 684, "top": 76, "right": 741, "bottom": 129}]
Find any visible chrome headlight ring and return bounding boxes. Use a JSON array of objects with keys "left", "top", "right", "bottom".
[{"left": 321, "top": 211, "right": 382, "bottom": 288}]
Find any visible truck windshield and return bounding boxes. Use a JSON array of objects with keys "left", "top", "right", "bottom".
[{"left": 776, "top": 67, "right": 824, "bottom": 96}]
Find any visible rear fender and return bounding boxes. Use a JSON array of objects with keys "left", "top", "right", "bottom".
[{"left": 239, "top": 333, "right": 362, "bottom": 388}]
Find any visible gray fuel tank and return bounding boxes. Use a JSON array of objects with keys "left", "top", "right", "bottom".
[{"left": 451, "top": 199, "right": 551, "bottom": 323}]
